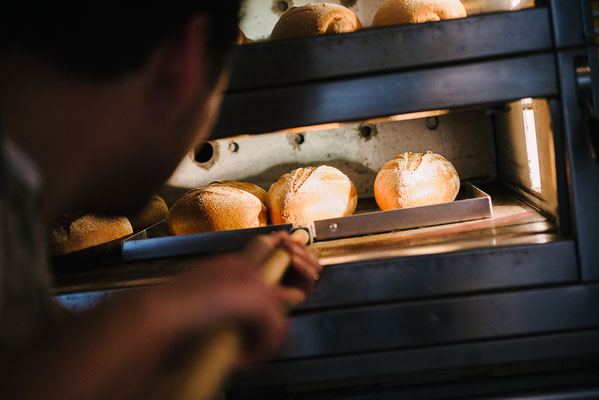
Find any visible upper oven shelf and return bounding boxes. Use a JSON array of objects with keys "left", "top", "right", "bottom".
[
  {"left": 212, "top": 52, "right": 558, "bottom": 138},
  {"left": 228, "top": 7, "right": 552, "bottom": 92},
  {"left": 211, "top": 8, "right": 558, "bottom": 139}
]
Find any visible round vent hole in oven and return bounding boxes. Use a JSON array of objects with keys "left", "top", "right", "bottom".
[
  {"left": 360, "top": 125, "right": 372, "bottom": 138},
  {"left": 195, "top": 142, "right": 214, "bottom": 163},
  {"left": 274, "top": 0, "right": 289, "bottom": 13},
  {"left": 358, "top": 124, "right": 377, "bottom": 141}
]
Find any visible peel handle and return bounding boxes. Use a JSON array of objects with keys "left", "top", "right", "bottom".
[{"left": 174, "top": 228, "right": 311, "bottom": 400}]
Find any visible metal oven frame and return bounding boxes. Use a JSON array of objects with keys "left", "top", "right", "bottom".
[
  {"left": 204, "top": 1, "right": 599, "bottom": 397},
  {"left": 54, "top": 1, "right": 599, "bottom": 398}
]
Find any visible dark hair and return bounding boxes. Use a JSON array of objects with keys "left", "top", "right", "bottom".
[{"left": 0, "top": 3, "right": 240, "bottom": 81}]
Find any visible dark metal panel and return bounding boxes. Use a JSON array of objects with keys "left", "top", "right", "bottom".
[
  {"left": 299, "top": 241, "right": 578, "bottom": 311},
  {"left": 233, "top": 372, "right": 599, "bottom": 400},
  {"left": 233, "top": 381, "right": 599, "bottom": 400},
  {"left": 549, "top": 0, "right": 587, "bottom": 48},
  {"left": 578, "top": 0, "right": 596, "bottom": 42},
  {"left": 556, "top": 50, "right": 599, "bottom": 280},
  {"left": 211, "top": 54, "right": 558, "bottom": 138},
  {"left": 228, "top": 8, "right": 553, "bottom": 91},
  {"left": 281, "top": 284, "right": 599, "bottom": 359},
  {"left": 578, "top": 0, "right": 599, "bottom": 119},
  {"left": 477, "top": 387, "right": 599, "bottom": 400},
  {"left": 548, "top": 99, "right": 573, "bottom": 237},
  {"left": 56, "top": 241, "right": 578, "bottom": 313},
  {"left": 234, "top": 329, "right": 599, "bottom": 388}
]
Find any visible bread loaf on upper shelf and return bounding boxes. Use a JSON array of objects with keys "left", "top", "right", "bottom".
[
  {"left": 373, "top": 0, "right": 467, "bottom": 27},
  {"left": 271, "top": 3, "right": 362, "bottom": 40},
  {"left": 374, "top": 151, "right": 460, "bottom": 210}
]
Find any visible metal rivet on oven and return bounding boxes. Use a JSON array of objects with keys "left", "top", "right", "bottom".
[
  {"left": 359, "top": 125, "right": 372, "bottom": 138},
  {"left": 329, "top": 223, "right": 338, "bottom": 232},
  {"left": 426, "top": 117, "right": 439, "bottom": 130}
]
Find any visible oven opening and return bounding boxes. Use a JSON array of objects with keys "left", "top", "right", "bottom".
[{"left": 166, "top": 98, "right": 562, "bottom": 266}]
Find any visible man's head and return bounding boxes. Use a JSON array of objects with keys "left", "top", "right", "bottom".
[
  {"left": 0, "top": 4, "right": 240, "bottom": 84},
  {"left": 0, "top": 3, "right": 241, "bottom": 216}
]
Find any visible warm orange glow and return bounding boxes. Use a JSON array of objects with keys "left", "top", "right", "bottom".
[{"left": 521, "top": 98, "right": 542, "bottom": 193}]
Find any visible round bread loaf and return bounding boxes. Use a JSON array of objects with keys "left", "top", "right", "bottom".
[
  {"left": 209, "top": 181, "right": 268, "bottom": 205},
  {"left": 271, "top": 3, "right": 362, "bottom": 40},
  {"left": 166, "top": 181, "right": 268, "bottom": 235},
  {"left": 372, "top": 0, "right": 467, "bottom": 26},
  {"left": 374, "top": 152, "right": 460, "bottom": 210},
  {"left": 128, "top": 195, "right": 168, "bottom": 232},
  {"left": 49, "top": 213, "right": 133, "bottom": 255},
  {"left": 267, "top": 166, "right": 357, "bottom": 225}
]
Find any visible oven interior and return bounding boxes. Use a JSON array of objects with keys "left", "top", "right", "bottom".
[{"left": 162, "top": 97, "right": 563, "bottom": 267}]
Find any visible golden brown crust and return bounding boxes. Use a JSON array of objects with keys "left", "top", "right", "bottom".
[
  {"left": 128, "top": 195, "right": 169, "bottom": 232},
  {"left": 49, "top": 214, "right": 133, "bottom": 255},
  {"left": 267, "top": 166, "right": 357, "bottom": 225},
  {"left": 373, "top": 0, "right": 467, "bottom": 27},
  {"left": 271, "top": 3, "right": 362, "bottom": 40},
  {"left": 374, "top": 151, "right": 460, "bottom": 210},
  {"left": 166, "top": 182, "right": 268, "bottom": 235},
  {"left": 206, "top": 181, "right": 268, "bottom": 205}
]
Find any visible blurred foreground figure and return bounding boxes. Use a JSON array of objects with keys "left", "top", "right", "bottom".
[{"left": 0, "top": 4, "right": 321, "bottom": 399}]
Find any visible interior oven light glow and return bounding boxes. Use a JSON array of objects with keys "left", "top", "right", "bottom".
[
  {"left": 521, "top": 98, "right": 542, "bottom": 193},
  {"left": 509, "top": 0, "right": 523, "bottom": 9}
]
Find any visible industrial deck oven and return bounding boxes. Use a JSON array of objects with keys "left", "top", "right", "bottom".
[{"left": 57, "top": 1, "right": 599, "bottom": 398}]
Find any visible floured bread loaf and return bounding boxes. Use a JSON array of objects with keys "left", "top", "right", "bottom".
[
  {"left": 210, "top": 181, "right": 268, "bottom": 205},
  {"left": 49, "top": 213, "right": 133, "bottom": 255},
  {"left": 128, "top": 195, "right": 168, "bottom": 232},
  {"left": 373, "top": 0, "right": 467, "bottom": 26},
  {"left": 166, "top": 181, "right": 268, "bottom": 235},
  {"left": 374, "top": 151, "right": 460, "bottom": 210},
  {"left": 271, "top": 3, "right": 362, "bottom": 40},
  {"left": 267, "top": 166, "right": 357, "bottom": 225}
]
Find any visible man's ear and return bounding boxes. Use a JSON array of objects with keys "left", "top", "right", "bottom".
[{"left": 148, "top": 15, "right": 212, "bottom": 116}]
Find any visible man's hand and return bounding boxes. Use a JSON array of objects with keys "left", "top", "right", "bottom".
[
  {"left": 154, "top": 231, "right": 322, "bottom": 364},
  {"left": 3, "top": 232, "right": 321, "bottom": 400},
  {"left": 245, "top": 231, "right": 322, "bottom": 308}
]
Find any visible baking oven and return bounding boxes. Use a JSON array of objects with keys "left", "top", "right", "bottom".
[{"left": 56, "top": 0, "right": 599, "bottom": 398}]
